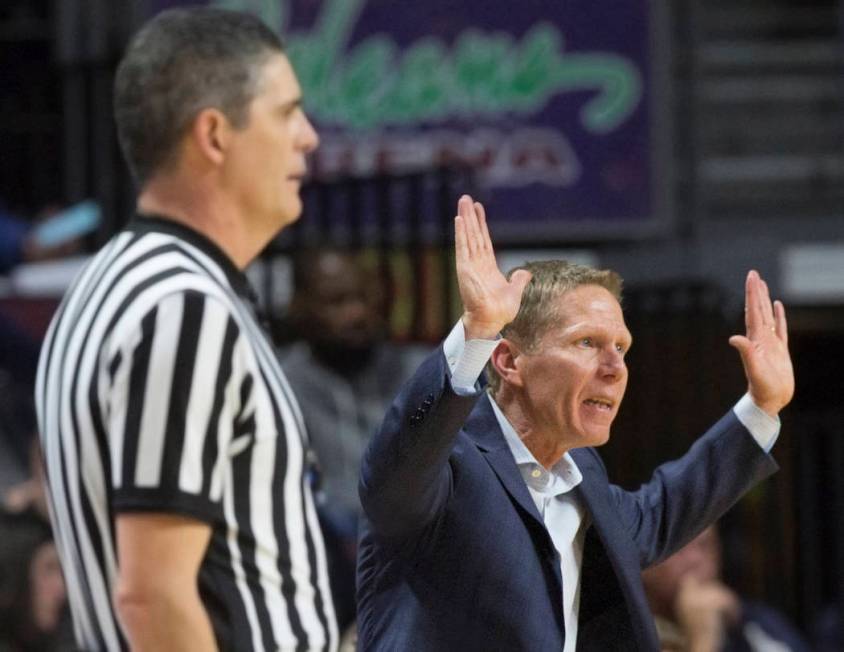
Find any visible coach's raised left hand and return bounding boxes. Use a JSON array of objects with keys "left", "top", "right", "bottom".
[{"left": 729, "top": 270, "right": 794, "bottom": 418}]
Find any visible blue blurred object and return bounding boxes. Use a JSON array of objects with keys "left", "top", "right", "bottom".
[
  {"left": 29, "top": 200, "right": 101, "bottom": 249},
  {"left": 0, "top": 209, "right": 29, "bottom": 274}
]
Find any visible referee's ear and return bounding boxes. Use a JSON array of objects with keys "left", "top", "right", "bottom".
[{"left": 189, "top": 108, "right": 231, "bottom": 169}]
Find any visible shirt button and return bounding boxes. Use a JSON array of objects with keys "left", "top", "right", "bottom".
[{"left": 531, "top": 468, "right": 542, "bottom": 479}]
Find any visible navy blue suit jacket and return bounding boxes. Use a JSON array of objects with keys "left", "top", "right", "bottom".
[{"left": 357, "top": 349, "right": 778, "bottom": 651}]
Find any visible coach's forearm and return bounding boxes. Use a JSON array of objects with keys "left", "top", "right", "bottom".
[{"left": 115, "top": 583, "right": 218, "bottom": 651}]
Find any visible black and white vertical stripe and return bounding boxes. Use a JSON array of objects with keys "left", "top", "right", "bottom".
[{"left": 35, "top": 219, "right": 338, "bottom": 651}]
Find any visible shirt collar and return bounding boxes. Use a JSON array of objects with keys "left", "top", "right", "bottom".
[
  {"left": 128, "top": 213, "right": 254, "bottom": 299},
  {"left": 488, "top": 395, "right": 583, "bottom": 496}
]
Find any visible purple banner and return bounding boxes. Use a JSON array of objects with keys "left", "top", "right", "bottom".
[{"left": 146, "top": 0, "right": 668, "bottom": 240}]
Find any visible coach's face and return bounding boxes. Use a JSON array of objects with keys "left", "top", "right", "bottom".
[
  {"left": 226, "top": 53, "right": 319, "bottom": 233},
  {"left": 515, "top": 285, "right": 631, "bottom": 450}
]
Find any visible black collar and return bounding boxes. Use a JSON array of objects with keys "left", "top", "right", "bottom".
[{"left": 129, "top": 213, "right": 253, "bottom": 299}]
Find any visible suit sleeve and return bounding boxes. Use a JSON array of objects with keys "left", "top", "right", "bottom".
[
  {"left": 607, "top": 409, "right": 779, "bottom": 568},
  {"left": 359, "top": 346, "right": 484, "bottom": 539}
]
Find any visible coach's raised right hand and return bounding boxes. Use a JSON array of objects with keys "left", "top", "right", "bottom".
[{"left": 454, "top": 195, "right": 531, "bottom": 340}]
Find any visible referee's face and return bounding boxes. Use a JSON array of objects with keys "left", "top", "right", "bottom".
[{"left": 224, "top": 53, "right": 319, "bottom": 234}]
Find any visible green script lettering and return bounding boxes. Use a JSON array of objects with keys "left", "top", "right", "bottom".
[{"left": 212, "top": 0, "right": 642, "bottom": 133}]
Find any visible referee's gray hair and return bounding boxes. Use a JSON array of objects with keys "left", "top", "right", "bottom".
[
  {"left": 486, "top": 260, "right": 623, "bottom": 396},
  {"left": 114, "top": 7, "right": 285, "bottom": 185}
]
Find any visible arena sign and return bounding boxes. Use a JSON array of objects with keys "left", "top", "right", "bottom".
[{"left": 153, "top": 0, "right": 669, "bottom": 240}]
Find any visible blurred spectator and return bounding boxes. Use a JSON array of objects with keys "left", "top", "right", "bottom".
[
  {"left": 642, "top": 525, "right": 810, "bottom": 652},
  {"left": 0, "top": 501, "right": 71, "bottom": 651},
  {"left": 0, "top": 202, "right": 94, "bottom": 275},
  {"left": 279, "top": 248, "right": 428, "bottom": 628},
  {"left": 3, "top": 438, "right": 49, "bottom": 523},
  {"left": 0, "top": 437, "right": 72, "bottom": 652},
  {"left": 0, "top": 200, "right": 96, "bottom": 486}
]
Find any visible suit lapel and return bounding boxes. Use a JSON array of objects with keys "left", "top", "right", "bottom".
[
  {"left": 571, "top": 448, "right": 641, "bottom": 587},
  {"left": 465, "top": 396, "right": 565, "bottom": 616},
  {"left": 571, "top": 448, "right": 650, "bottom": 650},
  {"left": 570, "top": 449, "right": 619, "bottom": 548},
  {"left": 464, "top": 395, "right": 546, "bottom": 529},
  {"left": 463, "top": 404, "right": 651, "bottom": 649},
  {"left": 466, "top": 405, "right": 631, "bottom": 580}
]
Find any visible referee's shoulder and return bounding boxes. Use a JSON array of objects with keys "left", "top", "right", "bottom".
[
  {"left": 102, "top": 273, "right": 242, "bottom": 343},
  {"left": 128, "top": 272, "right": 235, "bottom": 310}
]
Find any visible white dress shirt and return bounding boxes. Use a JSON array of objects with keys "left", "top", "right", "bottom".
[
  {"left": 441, "top": 320, "right": 781, "bottom": 650},
  {"left": 490, "top": 397, "right": 587, "bottom": 652}
]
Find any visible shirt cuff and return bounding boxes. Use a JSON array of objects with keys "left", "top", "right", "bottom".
[
  {"left": 733, "top": 393, "right": 780, "bottom": 453},
  {"left": 443, "top": 320, "right": 500, "bottom": 395}
]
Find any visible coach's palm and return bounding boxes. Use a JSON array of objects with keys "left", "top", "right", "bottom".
[{"left": 455, "top": 195, "right": 531, "bottom": 340}]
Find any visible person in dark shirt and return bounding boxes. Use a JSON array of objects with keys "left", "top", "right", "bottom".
[
  {"left": 643, "top": 525, "right": 810, "bottom": 652},
  {"left": 281, "top": 248, "right": 427, "bottom": 629}
]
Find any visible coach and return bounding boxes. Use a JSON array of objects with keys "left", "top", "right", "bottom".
[
  {"left": 35, "top": 8, "right": 337, "bottom": 651},
  {"left": 357, "top": 196, "right": 794, "bottom": 650}
]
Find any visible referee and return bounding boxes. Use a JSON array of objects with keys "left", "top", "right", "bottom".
[{"left": 35, "top": 8, "right": 337, "bottom": 651}]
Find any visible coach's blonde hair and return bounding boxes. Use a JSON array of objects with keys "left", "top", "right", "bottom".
[{"left": 486, "top": 260, "right": 623, "bottom": 396}]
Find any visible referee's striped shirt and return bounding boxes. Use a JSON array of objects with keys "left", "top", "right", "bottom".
[{"left": 35, "top": 215, "right": 338, "bottom": 651}]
